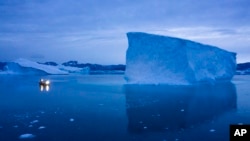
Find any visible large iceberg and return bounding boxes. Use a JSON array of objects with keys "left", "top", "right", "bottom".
[{"left": 125, "top": 32, "right": 236, "bottom": 84}]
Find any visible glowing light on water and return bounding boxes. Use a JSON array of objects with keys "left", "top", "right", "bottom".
[
  {"left": 40, "top": 85, "right": 44, "bottom": 91},
  {"left": 40, "top": 85, "right": 50, "bottom": 92},
  {"left": 45, "top": 85, "right": 49, "bottom": 91}
]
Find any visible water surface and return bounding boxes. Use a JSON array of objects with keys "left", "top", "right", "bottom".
[{"left": 0, "top": 75, "right": 250, "bottom": 141}]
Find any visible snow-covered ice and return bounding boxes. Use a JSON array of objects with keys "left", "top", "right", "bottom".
[
  {"left": 14, "top": 58, "right": 68, "bottom": 75},
  {"left": 1, "top": 58, "right": 89, "bottom": 75},
  {"left": 125, "top": 32, "right": 236, "bottom": 84},
  {"left": 19, "top": 133, "right": 36, "bottom": 139}
]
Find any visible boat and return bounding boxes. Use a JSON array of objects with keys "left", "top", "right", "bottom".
[{"left": 39, "top": 79, "right": 50, "bottom": 86}]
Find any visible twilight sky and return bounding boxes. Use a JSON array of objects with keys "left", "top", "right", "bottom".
[{"left": 0, "top": 0, "right": 250, "bottom": 64}]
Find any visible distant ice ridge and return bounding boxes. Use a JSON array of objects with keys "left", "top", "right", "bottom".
[
  {"left": 1, "top": 58, "right": 89, "bottom": 75},
  {"left": 14, "top": 58, "right": 68, "bottom": 74},
  {"left": 125, "top": 32, "right": 236, "bottom": 85}
]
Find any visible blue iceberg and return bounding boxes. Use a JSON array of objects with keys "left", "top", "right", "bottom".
[{"left": 125, "top": 32, "right": 236, "bottom": 84}]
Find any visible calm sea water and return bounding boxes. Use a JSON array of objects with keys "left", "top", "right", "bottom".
[{"left": 0, "top": 75, "right": 250, "bottom": 141}]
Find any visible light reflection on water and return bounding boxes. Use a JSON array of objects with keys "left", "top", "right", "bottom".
[{"left": 40, "top": 85, "right": 50, "bottom": 92}]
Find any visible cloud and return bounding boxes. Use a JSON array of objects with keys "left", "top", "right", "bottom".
[{"left": 0, "top": 0, "right": 250, "bottom": 63}]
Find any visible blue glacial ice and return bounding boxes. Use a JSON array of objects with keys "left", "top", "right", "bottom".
[{"left": 125, "top": 32, "right": 236, "bottom": 85}]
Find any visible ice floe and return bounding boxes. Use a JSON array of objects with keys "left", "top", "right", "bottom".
[
  {"left": 19, "top": 133, "right": 36, "bottom": 139},
  {"left": 38, "top": 126, "right": 46, "bottom": 129},
  {"left": 30, "top": 120, "right": 39, "bottom": 124},
  {"left": 209, "top": 129, "right": 216, "bottom": 132}
]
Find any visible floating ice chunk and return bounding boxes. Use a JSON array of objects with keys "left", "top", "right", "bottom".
[
  {"left": 69, "top": 118, "right": 75, "bottom": 122},
  {"left": 209, "top": 129, "right": 216, "bottom": 132},
  {"left": 19, "top": 134, "right": 35, "bottom": 139},
  {"left": 38, "top": 126, "right": 46, "bottom": 129},
  {"left": 125, "top": 32, "right": 236, "bottom": 84},
  {"left": 30, "top": 120, "right": 39, "bottom": 124}
]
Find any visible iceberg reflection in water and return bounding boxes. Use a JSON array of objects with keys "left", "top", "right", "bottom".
[{"left": 124, "top": 83, "right": 237, "bottom": 133}]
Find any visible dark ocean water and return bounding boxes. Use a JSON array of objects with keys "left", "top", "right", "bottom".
[{"left": 0, "top": 75, "right": 250, "bottom": 141}]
